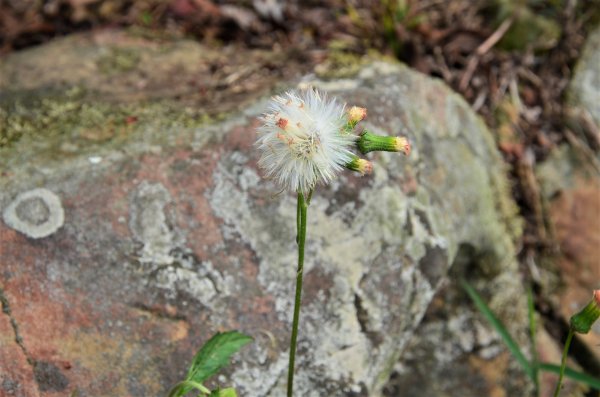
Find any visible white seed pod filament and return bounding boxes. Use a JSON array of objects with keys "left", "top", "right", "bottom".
[{"left": 256, "top": 89, "right": 356, "bottom": 194}]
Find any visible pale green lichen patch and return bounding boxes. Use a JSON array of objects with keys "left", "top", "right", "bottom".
[
  {"left": 126, "top": 179, "right": 235, "bottom": 307},
  {"left": 314, "top": 46, "right": 393, "bottom": 80},
  {"left": 129, "top": 181, "right": 180, "bottom": 266},
  {"left": 97, "top": 47, "right": 142, "bottom": 74},
  {"left": 0, "top": 87, "right": 220, "bottom": 181}
]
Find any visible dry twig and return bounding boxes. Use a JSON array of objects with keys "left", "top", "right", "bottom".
[{"left": 459, "top": 17, "right": 513, "bottom": 91}]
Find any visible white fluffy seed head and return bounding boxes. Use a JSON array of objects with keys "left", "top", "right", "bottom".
[{"left": 256, "top": 88, "right": 356, "bottom": 194}]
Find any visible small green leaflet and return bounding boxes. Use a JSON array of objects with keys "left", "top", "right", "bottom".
[
  {"left": 168, "top": 380, "right": 210, "bottom": 397},
  {"left": 169, "top": 331, "right": 252, "bottom": 397},
  {"left": 187, "top": 331, "right": 253, "bottom": 385},
  {"left": 209, "top": 387, "right": 238, "bottom": 397}
]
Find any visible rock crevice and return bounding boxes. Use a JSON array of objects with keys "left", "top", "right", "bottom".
[{"left": 0, "top": 288, "right": 33, "bottom": 367}]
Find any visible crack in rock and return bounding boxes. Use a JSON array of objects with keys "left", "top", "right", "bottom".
[
  {"left": 1, "top": 289, "right": 71, "bottom": 393},
  {"left": 353, "top": 293, "right": 384, "bottom": 347},
  {"left": 0, "top": 288, "right": 33, "bottom": 366},
  {"left": 129, "top": 302, "right": 187, "bottom": 321}
]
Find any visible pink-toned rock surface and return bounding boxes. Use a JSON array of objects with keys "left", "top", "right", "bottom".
[
  {"left": 1, "top": 31, "right": 528, "bottom": 396},
  {"left": 0, "top": 127, "right": 269, "bottom": 396},
  {"left": 535, "top": 143, "right": 600, "bottom": 395},
  {"left": 0, "top": 298, "right": 40, "bottom": 397}
]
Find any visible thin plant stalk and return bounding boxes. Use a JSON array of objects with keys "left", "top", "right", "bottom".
[
  {"left": 288, "top": 191, "right": 309, "bottom": 397},
  {"left": 553, "top": 328, "right": 574, "bottom": 397}
]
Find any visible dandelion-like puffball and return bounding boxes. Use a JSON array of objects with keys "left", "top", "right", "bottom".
[{"left": 256, "top": 89, "right": 356, "bottom": 194}]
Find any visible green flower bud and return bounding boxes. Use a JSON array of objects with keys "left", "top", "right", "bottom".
[
  {"left": 570, "top": 290, "right": 600, "bottom": 334},
  {"left": 357, "top": 130, "right": 411, "bottom": 155}
]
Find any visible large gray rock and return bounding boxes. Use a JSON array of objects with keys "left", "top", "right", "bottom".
[{"left": 0, "top": 31, "right": 527, "bottom": 396}]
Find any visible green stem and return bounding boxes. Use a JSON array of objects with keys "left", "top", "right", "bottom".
[
  {"left": 168, "top": 380, "right": 211, "bottom": 397},
  {"left": 296, "top": 195, "right": 301, "bottom": 244},
  {"left": 288, "top": 191, "right": 309, "bottom": 397},
  {"left": 553, "top": 329, "right": 574, "bottom": 397}
]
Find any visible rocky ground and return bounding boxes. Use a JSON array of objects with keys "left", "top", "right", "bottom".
[{"left": 1, "top": 1, "right": 599, "bottom": 397}]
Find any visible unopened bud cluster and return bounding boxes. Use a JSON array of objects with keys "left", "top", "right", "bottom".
[
  {"left": 256, "top": 88, "right": 411, "bottom": 194},
  {"left": 341, "top": 106, "right": 411, "bottom": 175}
]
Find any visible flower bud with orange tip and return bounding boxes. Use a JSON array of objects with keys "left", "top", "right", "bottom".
[
  {"left": 345, "top": 155, "right": 373, "bottom": 176},
  {"left": 570, "top": 290, "right": 600, "bottom": 334},
  {"left": 347, "top": 106, "right": 367, "bottom": 128},
  {"left": 394, "top": 136, "right": 411, "bottom": 156}
]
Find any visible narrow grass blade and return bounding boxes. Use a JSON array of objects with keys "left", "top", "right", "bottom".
[
  {"left": 461, "top": 279, "right": 535, "bottom": 381},
  {"left": 538, "top": 363, "right": 600, "bottom": 390},
  {"left": 526, "top": 284, "right": 539, "bottom": 393}
]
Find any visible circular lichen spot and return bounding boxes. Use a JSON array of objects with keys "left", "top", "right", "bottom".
[
  {"left": 15, "top": 197, "right": 50, "bottom": 225},
  {"left": 2, "top": 188, "right": 65, "bottom": 239}
]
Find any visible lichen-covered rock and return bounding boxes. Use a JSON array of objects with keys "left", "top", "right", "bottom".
[
  {"left": 0, "top": 31, "right": 527, "bottom": 396},
  {"left": 383, "top": 263, "right": 534, "bottom": 397}
]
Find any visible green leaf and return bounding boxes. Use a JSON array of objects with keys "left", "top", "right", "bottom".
[
  {"left": 140, "top": 11, "right": 153, "bottom": 26},
  {"left": 168, "top": 382, "right": 185, "bottom": 397},
  {"left": 168, "top": 380, "right": 210, "bottom": 397},
  {"left": 461, "top": 280, "right": 535, "bottom": 382},
  {"left": 209, "top": 388, "right": 237, "bottom": 397},
  {"left": 187, "top": 331, "right": 253, "bottom": 385},
  {"left": 538, "top": 363, "right": 600, "bottom": 390}
]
